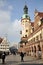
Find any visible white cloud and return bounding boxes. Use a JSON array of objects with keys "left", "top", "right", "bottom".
[
  {"left": 0, "top": 0, "right": 7, "bottom": 8},
  {"left": 8, "top": 5, "right": 13, "bottom": 11},
  {"left": 0, "top": 0, "right": 4, "bottom": 7},
  {"left": 0, "top": 10, "right": 10, "bottom": 23},
  {"left": 7, "top": 19, "right": 22, "bottom": 43},
  {"left": 0, "top": 0, "right": 21, "bottom": 45},
  {"left": 0, "top": 0, "right": 13, "bottom": 11},
  {"left": 0, "top": 10, "right": 10, "bottom": 35},
  {"left": 0, "top": 10, "right": 21, "bottom": 44}
]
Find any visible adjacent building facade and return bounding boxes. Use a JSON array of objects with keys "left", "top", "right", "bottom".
[
  {"left": 18, "top": 5, "right": 43, "bottom": 58},
  {"left": 0, "top": 37, "right": 9, "bottom": 53}
]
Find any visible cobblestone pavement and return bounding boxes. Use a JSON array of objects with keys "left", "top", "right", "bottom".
[{"left": 0, "top": 54, "right": 43, "bottom": 65}]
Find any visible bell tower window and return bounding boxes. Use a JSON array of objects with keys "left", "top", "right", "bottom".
[
  {"left": 25, "top": 35, "right": 27, "bottom": 37},
  {"left": 26, "top": 30, "right": 28, "bottom": 32}
]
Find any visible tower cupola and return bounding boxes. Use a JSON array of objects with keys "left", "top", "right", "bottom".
[{"left": 22, "top": 5, "right": 30, "bottom": 20}]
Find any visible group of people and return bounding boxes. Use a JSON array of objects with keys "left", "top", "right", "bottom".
[
  {"left": 0, "top": 51, "right": 42, "bottom": 64},
  {"left": 0, "top": 51, "right": 24, "bottom": 64}
]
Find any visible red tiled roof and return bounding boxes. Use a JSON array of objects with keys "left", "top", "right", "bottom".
[
  {"left": 38, "top": 12, "right": 43, "bottom": 17},
  {"left": 0, "top": 38, "right": 3, "bottom": 44},
  {"left": 31, "top": 22, "right": 34, "bottom": 27}
]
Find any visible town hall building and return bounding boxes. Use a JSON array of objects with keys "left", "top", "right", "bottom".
[{"left": 18, "top": 5, "right": 43, "bottom": 59}]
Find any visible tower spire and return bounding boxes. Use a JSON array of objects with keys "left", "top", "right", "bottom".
[
  {"left": 22, "top": 4, "right": 30, "bottom": 19},
  {"left": 23, "top": 4, "right": 28, "bottom": 14},
  {"left": 25, "top": 1, "right": 27, "bottom": 5}
]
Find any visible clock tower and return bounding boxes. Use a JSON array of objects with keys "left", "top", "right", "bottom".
[{"left": 21, "top": 5, "right": 31, "bottom": 39}]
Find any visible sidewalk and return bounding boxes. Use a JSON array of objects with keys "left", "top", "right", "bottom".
[
  {"left": 0, "top": 54, "right": 43, "bottom": 65},
  {"left": 21, "top": 55, "right": 43, "bottom": 64},
  {"left": 11, "top": 54, "right": 43, "bottom": 64}
]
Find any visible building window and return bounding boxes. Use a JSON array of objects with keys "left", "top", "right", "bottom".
[
  {"left": 26, "top": 30, "right": 28, "bottom": 32},
  {"left": 23, "top": 21, "right": 24, "bottom": 22},
  {"left": 34, "top": 46, "right": 36, "bottom": 53},
  {"left": 32, "top": 47, "right": 33, "bottom": 52},
  {"left": 32, "top": 27, "right": 34, "bottom": 32},
  {"left": 33, "top": 38, "right": 35, "bottom": 42},
  {"left": 40, "top": 34, "right": 42, "bottom": 40},
  {"left": 36, "top": 36, "right": 38, "bottom": 41},
  {"left": 20, "top": 45, "right": 23, "bottom": 47},
  {"left": 31, "top": 39, "right": 32, "bottom": 42},
  {"left": 26, "top": 20, "right": 27, "bottom": 22},
  {"left": 25, "top": 35, "right": 27, "bottom": 37},
  {"left": 1, "top": 45, "right": 2, "bottom": 46},
  {"left": 38, "top": 45, "right": 41, "bottom": 51}
]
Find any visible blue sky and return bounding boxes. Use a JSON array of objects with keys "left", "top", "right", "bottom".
[
  {"left": 0, "top": 0, "right": 43, "bottom": 46},
  {"left": 6, "top": 0, "right": 43, "bottom": 21}
]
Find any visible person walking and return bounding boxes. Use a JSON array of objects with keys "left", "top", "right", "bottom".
[
  {"left": 1, "top": 52, "right": 6, "bottom": 64},
  {"left": 20, "top": 52, "right": 24, "bottom": 62}
]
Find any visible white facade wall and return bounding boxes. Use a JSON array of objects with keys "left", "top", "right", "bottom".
[
  {"left": 0, "top": 37, "right": 9, "bottom": 52},
  {"left": 21, "top": 19, "right": 31, "bottom": 37}
]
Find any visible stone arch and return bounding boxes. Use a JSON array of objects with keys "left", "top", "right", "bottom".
[
  {"left": 34, "top": 46, "right": 36, "bottom": 53},
  {"left": 37, "top": 45, "right": 42, "bottom": 59},
  {"left": 31, "top": 47, "right": 33, "bottom": 52},
  {"left": 38, "top": 45, "right": 41, "bottom": 51},
  {"left": 29, "top": 47, "right": 31, "bottom": 56}
]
